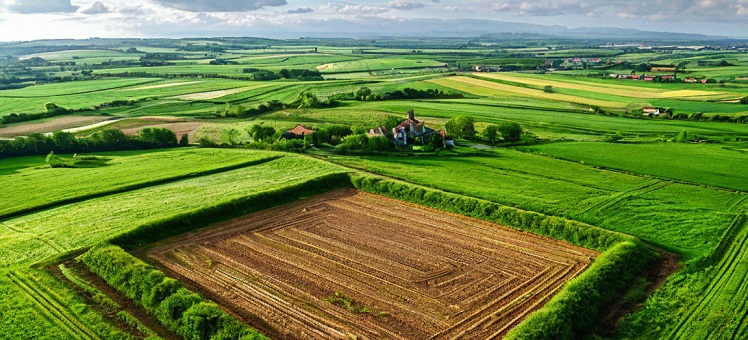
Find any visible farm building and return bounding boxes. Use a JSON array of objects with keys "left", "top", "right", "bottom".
[
  {"left": 282, "top": 125, "right": 315, "bottom": 139},
  {"left": 392, "top": 110, "right": 437, "bottom": 146},
  {"left": 642, "top": 107, "right": 660, "bottom": 116}
]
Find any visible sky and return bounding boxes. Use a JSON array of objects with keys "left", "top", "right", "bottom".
[{"left": 0, "top": 0, "right": 746, "bottom": 41}]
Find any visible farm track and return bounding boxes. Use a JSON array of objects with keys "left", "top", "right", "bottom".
[
  {"left": 148, "top": 189, "right": 597, "bottom": 339},
  {"left": 670, "top": 213, "right": 748, "bottom": 339},
  {"left": 7, "top": 270, "right": 99, "bottom": 340}
]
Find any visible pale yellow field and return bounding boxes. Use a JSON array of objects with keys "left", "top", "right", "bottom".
[
  {"left": 124, "top": 81, "right": 204, "bottom": 91},
  {"left": 170, "top": 83, "right": 276, "bottom": 100},
  {"left": 474, "top": 72, "right": 663, "bottom": 98},
  {"left": 474, "top": 73, "right": 737, "bottom": 101},
  {"left": 659, "top": 90, "right": 729, "bottom": 98},
  {"left": 429, "top": 76, "right": 628, "bottom": 108}
]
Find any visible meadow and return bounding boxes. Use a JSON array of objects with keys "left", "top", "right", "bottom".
[
  {"left": 520, "top": 141, "right": 748, "bottom": 191},
  {"left": 0, "top": 148, "right": 282, "bottom": 218},
  {"left": 1, "top": 38, "right": 748, "bottom": 340}
]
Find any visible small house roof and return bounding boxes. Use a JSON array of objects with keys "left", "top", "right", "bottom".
[{"left": 287, "top": 125, "right": 315, "bottom": 136}]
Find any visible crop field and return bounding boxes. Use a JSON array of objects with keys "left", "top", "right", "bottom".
[
  {"left": 520, "top": 142, "right": 748, "bottom": 191},
  {"left": 0, "top": 115, "right": 113, "bottom": 137},
  {"left": 0, "top": 148, "right": 282, "bottom": 218},
  {"left": 148, "top": 188, "right": 597, "bottom": 339},
  {"left": 428, "top": 76, "right": 629, "bottom": 109},
  {"left": 318, "top": 57, "right": 447, "bottom": 73}
]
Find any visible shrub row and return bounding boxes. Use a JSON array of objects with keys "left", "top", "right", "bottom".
[
  {"left": 109, "top": 172, "right": 352, "bottom": 249},
  {"left": 79, "top": 244, "right": 266, "bottom": 340},
  {"left": 350, "top": 175, "right": 657, "bottom": 339},
  {"left": 350, "top": 175, "right": 632, "bottom": 251},
  {"left": 505, "top": 241, "right": 656, "bottom": 339}
]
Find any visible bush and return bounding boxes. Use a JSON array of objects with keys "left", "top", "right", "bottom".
[
  {"left": 139, "top": 128, "right": 177, "bottom": 148},
  {"left": 740, "top": 96, "right": 748, "bottom": 105},
  {"left": 498, "top": 122, "right": 523, "bottom": 142},
  {"left": 445, "top": 116, "right": 475, "bottom": 139},
  {"left": 80, "top": 244, "right": 268, "bottom": 340}
]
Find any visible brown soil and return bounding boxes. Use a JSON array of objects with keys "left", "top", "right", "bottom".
[
  {"left": 596, "top": 245, "right": 681, "bottom": 336},
  {"left": 51, "top": 259, "right": 180, "bottom": 340},
  {"left": 0, "top": 116, "right": 112, "bottom": 137},
  {"left": 147, "top": 188, "right": 598, "bottom": 339}
]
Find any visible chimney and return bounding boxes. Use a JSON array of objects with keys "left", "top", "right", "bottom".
[{"left": 408, "top": 109, "right": 415, "bottom": 121}]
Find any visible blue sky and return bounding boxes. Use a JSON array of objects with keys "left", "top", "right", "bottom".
[{"left": 0, "top": 0, "right": 746, "bottom": 41}]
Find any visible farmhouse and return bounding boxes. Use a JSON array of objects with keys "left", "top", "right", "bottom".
[
  {"left": 642, "top": 107, "right": 660, "bottom": 116},
  {"left": 282, "top": 125, "right": 315, "bottom": 139},
  {"left": 392, "top": 109, "right": 437, "bottom": 146}
]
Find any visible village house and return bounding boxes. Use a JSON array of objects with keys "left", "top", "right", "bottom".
[
  {"left": 392, "top": 110, "right": 437, "bottom": 146},
  {"left": 642, "top": 107, "right": 660, "bottom": 117},
  {"left": 282, "top": 125, "right": 315, "bottom": 139}
]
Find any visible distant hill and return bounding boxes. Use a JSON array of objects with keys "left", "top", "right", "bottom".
[{"left": 274, "top": 18, "right": 731, "bottom": 42}]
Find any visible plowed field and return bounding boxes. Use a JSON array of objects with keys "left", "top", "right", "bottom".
[{"left": 148, "top": 189, "right": 598, "bottom": 339}]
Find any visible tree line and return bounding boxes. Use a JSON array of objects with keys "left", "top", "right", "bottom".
[{"left": 0, "top": 127, "right": 186, "bottom": 158}]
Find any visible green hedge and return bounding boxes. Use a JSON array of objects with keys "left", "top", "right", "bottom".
[
  {"left": 109, "top": 172, "right": 352, "bottom": 249},
  {"left": 79, "top": 244, "right": 267, "bottom": 340},
  {"left": 505, "top": 241, "right": 656, "bottom": 339},
  {"left": 351, "top": 175, "right": 632, "bottom": 251},
  {"left": 351, "top": 175, "right": 657, "bottom": 339}
]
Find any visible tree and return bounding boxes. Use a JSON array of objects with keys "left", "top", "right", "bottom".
[
  {"left": 483, "top": 124, "right": 500, "bottom": 144},
  {"left": 740, "top": 96, "right": 748, "bottom": 105},
  {"left": 498, "top": 122, "right": 523, "bottom": 142},
  {"left": 139, "top": 128, "right": 177, "bottom": 148},
  {"left": 278, "top": 68, "right": 291, "bottom": 79},
  {"left": 179, "top": 134, "right": 190, "bottom": 146},
  {"left": 220, "top": 128, "right": 242, "bottom": 146},
  {"left": 51, "top": 131, "right": 78, "bottom": 153},
  {"left": 354, "top": 87, "right": 372, "bottom": 101},
  {"left": 247, "top": 124, "right": 276, "bottom": 142},
  {"left": 445, "top": 116, "right": 475, "bottom": 139}
]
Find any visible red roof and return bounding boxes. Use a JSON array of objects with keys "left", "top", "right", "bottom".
[{"left": 287, "top": 125, "right": 315, "bottom": 136}]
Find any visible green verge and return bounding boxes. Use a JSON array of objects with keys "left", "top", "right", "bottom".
[
  {"left": 350, "top": 174, "right": 657, "bottom": 339},
  {"left": 79, "top": 244, "right": 266, "bottom": 340},
  {"left": 109, "top": 171, "right": 352, "bottom": 249}
]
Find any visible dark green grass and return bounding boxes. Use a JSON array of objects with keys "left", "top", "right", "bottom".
[{"left": 520, "top": 141, "right": 748, "bottom": 191}]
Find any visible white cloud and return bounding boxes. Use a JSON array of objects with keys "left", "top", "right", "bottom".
[
  {"left": 389, "top": 1, "right": 425, "bottom": 10},
  {"left": 81, "top": 1, "right": 110, "bottom": 15},
  {"left": 150, "top": 0, "right": 288, "bottom": 12},
  {"left": 317, "top": 3, "right": 389, "bottom": 15},
  {"left": 7, "top": 0, "right": 78, "bottom": 14},
  {"left": 287, "top": 7, "right": 314, "bottom": 14}
]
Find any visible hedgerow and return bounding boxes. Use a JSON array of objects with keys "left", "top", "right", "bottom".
[{"left": 79, "top": 244, "right": 267, "bottom": 340}]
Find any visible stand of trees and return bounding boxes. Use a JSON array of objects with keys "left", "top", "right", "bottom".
[
  {"left": 0, "top": 128, "right": 181, "bottom": 158},
  {"left": 241, "top": 68, "right": 324, "bottom": 81}
]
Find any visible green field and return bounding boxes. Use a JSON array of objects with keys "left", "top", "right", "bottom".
[
  {"left": 2, "top": 37, "right": 748, "bottom": 339},
  {"left": 520, "top": 141, "right": 748, "bottom": 191},
  {"left": 0, "top": 148, "right": 282, "bottom": 218}
]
